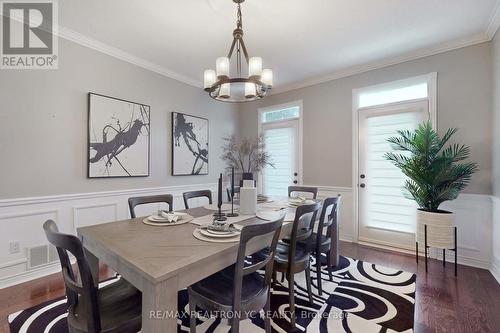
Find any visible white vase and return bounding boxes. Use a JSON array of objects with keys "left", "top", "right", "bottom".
[{"left": 416, "top": 209, "right": 455, "bottom": 249}]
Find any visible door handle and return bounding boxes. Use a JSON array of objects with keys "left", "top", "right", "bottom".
[
  {"left": 360, "top": 174, "right": 366, "bottom": 179},
  {"left": 360, "top": 183, "right": 366, "bottom": 188},
  {"left": 294, "top": 172, "right": 298, "bottom": 176},
  {"left": 293, "top": 180, "right": 298, "bottom": 184}
]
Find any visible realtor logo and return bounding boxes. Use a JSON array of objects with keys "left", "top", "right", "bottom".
[{"left": 1, "top": 0, "right": 58, "bottom": 69}]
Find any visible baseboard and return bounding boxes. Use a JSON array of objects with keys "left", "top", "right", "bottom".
[{"left": 0, "top": 261, "right": 65, "bottom": 289}]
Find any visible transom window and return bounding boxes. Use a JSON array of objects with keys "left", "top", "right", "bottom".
[
  {"left": 358, "top": 82, "right": 428, "bottom": 108},
  {"left": 261, "top": 106, "right": 300, "bottom": 123}
]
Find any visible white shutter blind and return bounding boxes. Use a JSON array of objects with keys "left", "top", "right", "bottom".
[
  {"left": 263, "top": 127, "right": 295, "bottom": 196},
  {"left": 364, "top": 111, "right": 419, "bottom": 233}
]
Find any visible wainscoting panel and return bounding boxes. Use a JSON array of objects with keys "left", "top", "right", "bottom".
[
  {"left": 0, "top": 183, "right": 219, "bottom": 288},
  {"left": 314, "top": 186, "right": 354, "bottom": 242}
]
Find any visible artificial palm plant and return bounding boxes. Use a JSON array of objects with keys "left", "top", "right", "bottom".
[{"left": 385, "top": 121, "right": 478, "bottom": 212}]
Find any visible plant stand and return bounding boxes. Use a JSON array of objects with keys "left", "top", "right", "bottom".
[
  {"left": 415, "top": 210, "right": 457, "bottom": 276},
  {"left": 416, "top": 225, "right": 457, "bottom": 276}
]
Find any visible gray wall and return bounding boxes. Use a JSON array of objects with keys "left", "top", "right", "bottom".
[
  {"left": 0, "top": 39, "right": 238, "bottom": 199},
  {"left": 239, "top": 42, "right": 493, "bottom": 194}
]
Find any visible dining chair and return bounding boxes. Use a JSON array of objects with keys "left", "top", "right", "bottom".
[
  {"left": 183, "top": 190, "right": 212, "bottom": 209},
  {"left": 288, "top": 185, "right": 318, "bottom": 199},
  {"left": 43, "top": 220, "right": 141, "bottom": 333},
  {"left": 272, "top": 202, "right": 321, "bottom": 328},
  {"left": 310, "top": 195, "right": 341, "bottom": 295},
  {"left": 226, "top": 186, "right": 240, "bottom": 202},
  {"left": 128, "top": 194, "right": 173, "bottom": 218},
  {"left": 188, "top": 216, "right": 284, "bottom": 333}
]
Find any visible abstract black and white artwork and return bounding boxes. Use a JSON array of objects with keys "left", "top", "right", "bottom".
[
  {"left": 88, "top": 93, "right": 150, "bottom": 178},
  {"left": 172, "top": 112, "right": 209, "bottom": 175}
]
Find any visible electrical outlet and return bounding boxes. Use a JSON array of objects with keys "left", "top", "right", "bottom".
[{"left": 9, "top": 241, "right": 20, "bottom": 254}]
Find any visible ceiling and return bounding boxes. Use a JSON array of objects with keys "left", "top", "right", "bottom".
[{"left": 59, "top": 0, "right": 500, "bottom": 93}]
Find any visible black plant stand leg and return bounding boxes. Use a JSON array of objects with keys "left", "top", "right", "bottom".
[
  {"left": 424, "top": 225, "right": 428, "bottom": 273},
  {"left": 454, "top": 226, "right": 457, "bottom": 277},
  {"left": 415, "top": 242, "right": 419, "bottom": 264},
  {"left": 443, "top": 249, "right": 446, "bottom": 267}
]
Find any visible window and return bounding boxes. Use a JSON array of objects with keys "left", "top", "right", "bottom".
[{"left": 261, "top": 106, "right": 299, "bottom": 123}]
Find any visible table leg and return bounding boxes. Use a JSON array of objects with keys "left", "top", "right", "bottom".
[
  {"left": 142, "top": 275, "right": 179, "bottom": 333},
  {"left": 84, "top": 248, "right": 99, "bottom": 286}
]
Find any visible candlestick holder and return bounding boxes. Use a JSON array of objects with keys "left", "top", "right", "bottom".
[
  {"left": 227, "top": 194, "right": 239, "bottom": 218},
  {"left": 213, "top": 207, "right": 227, "bottom": 221}
]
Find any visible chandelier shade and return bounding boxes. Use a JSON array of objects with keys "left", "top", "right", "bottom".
[{"left": 203, "top": 0, "right": 273, "bottom": 103}]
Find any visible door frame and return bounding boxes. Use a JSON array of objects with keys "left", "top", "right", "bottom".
[
  {"left": 257, "top": 100, "right": 303, "bottom": 193},
  {"left": 352, "top": 73, "right": 437, "bottom": 247}
]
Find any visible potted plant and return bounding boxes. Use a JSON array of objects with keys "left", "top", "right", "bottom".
[
  {"left": 221, "top": 134, "right": 274, "bottom": 182},
  {"left": 385, "top": 121, "right": 478, "bottom": 251}
]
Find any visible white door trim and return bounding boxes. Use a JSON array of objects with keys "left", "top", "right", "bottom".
[
  {"left": 352, "top": 72, "right": 437, "bottom": 245},
  {"left": 257, "top": 100, "right": 304, "bottom": 191}
]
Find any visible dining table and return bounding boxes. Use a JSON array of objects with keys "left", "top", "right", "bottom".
[{"left": 76, "top": 198, "right": 335, "bottom": 333}]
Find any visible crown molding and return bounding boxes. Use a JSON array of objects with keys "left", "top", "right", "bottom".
[
  {"left": 270, "top": 32, "right": 490, "bottom": 95},
  {"left": 57, "top": 26, "right": 202, "bottom": 89},
  {"left": 486, "top": 0, "right": 500, "bottom": 39}
]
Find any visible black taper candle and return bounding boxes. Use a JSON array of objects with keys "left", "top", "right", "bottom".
[
  {"left": 218, "top": 173, "right": 223, "bottom": 207},
  {"left": 231, "top": 167, "right": 235, "bottom": 197}
]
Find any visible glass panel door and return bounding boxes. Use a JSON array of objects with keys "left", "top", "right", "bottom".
[{"left": 261, "top": 120, "right": 299, "bottom": 196}]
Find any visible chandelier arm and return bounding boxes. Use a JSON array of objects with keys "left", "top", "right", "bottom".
[
  {"left": 227, "top": 37, "right": 237, "bottom": 59},
  {"left": 239, "top": 38, "right": 250, "bottom": 63}
]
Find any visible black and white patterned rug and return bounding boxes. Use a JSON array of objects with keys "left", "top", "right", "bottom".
[{"left": 8, "top": 256, "right": 416, "bottom": 333}]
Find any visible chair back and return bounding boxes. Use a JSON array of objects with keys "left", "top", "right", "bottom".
[
  {"left": 315, "top": 196, "right": 341, "bottom": 248},
  {"left": 288, "top": 186, "right": 318, "bottom": 199},
  {"left": 43, "top": 220, "right": 101, "bottom": 332},
  {"left": 183, "top": 190, "right": 212, "bottom": 209},
  {"left": 128, "top": 194, "right": 173, "bottom": 218},
  {"left": 232, "top": 216, "right": 284, "bottom": 313},
  {"left": 289, "top": 202, "right": 321, "bottom": 262}
]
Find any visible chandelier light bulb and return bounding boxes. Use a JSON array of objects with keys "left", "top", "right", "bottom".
[
  {"left": 204, "top": 69, "right": 216, "bottom": 89},
  {"left": 216, "top": 57, "right": 230, "bottom": 78},
  {"left": 245, "top": 82, "right": 256, "bottom": 98},
  {"left": 261, "top": 69, "right": 273, "bottom": 87},
  {"left": 248, "top": 57, "right": 262, "bottom": 78},
  {"left": 219, "top": 83, "right": 231, "bottom": 98}
]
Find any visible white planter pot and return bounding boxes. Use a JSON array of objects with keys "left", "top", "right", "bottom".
[{"left": 416, "top": 209, "right": 455, "bottom": 249}]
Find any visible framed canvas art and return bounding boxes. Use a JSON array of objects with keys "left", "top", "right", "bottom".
[
  {"left": 172, "top": 112, "right": 209, "bottom": 175},
  {"left": 88, "top": 93, "right": 150, "bottom": 178}
]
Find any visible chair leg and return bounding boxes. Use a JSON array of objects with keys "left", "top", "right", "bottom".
[
  {"left": 316, "top": 252, "right": 323, "bottom": 296},
  {"left": 264, "top": 293, "right": 271, "bottom": 333},
  {"left": 305, "top": 266, "right": 314, "bottom": 305},
  {"left": 288, "top": 272, "right": 296, "bottom": 328},
  {"left": 272, "top": 270, "right": 277, "bottom": 289},
  {"left": 326, "top": 251, "right": 333, "bottom": 282},
  {"left": 189, "top": 296, "right": 197, "bottom": 333},
  {"left": 443, "top": 249, "right": 446, "bottom": 267}
]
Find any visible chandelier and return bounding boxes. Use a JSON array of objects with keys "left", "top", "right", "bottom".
[{"left": 203, "top": 0, "right": 273, "bottom": 102}]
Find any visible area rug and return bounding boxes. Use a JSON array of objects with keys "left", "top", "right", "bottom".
[{"left": 8, "top": 256, "right": 416, "bottom": 333}]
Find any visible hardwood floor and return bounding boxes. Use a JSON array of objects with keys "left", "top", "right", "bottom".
[{"left": 1, "top": 242, "right": 499, "bottom": 333}]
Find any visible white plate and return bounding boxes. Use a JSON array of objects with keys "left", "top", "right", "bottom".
[
  {"left": 147, "top": 215, "right": 170, "bottom": 222},
  {"left": 199, "top": 228, "right": 239, "bottom": 238},
  {"left": 256, "top": 210, "right": 285, "bottom": 221},
  {"left": 160, "top": 211, "right": 188, "bottom": 220},
  {"left": 142, "top": 216, "right": 193, "bottom": 226}
]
